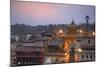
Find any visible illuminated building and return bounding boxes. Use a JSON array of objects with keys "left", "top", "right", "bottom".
[
  {"left": 16, "top": 41, "right": 44, "bottom": 66},
  {"left": 54, "top": 19, "right": 95, "bottom": 62}
]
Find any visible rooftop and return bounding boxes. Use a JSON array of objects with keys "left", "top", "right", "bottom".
[{"left": 48, "top": 39, "right": 63, "bottom": 46}]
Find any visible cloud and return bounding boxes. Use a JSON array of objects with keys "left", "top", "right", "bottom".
[{"left": 11, "top": 1, "right": 59, "bottom": 20}]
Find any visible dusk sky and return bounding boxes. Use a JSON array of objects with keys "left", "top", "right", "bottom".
[{"left": 11, "top": 0, "right": 95, "bottom": 26}]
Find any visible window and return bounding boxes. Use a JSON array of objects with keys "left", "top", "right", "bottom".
[
  {"left": 82, "top": 55, "right": 84, "bottom": 59},
  {"left": 90, "top": 55, "right": 93, "bottom": 59},
  {"left": 88, "top": 40, "right": 90, "bottom": 44},
  {"left": 86, "top": 55, "right": 88, "bottom": 58},
  {"left": 24, "top": 62, "right": 27, "bottom": 64},
  {"left": 77, "top": 40, "right": 81, "bottom": 42},
  {"left": 31, "top": 62, "right": 33, "bottom": 64}
]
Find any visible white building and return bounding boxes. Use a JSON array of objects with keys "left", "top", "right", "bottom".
[{"left": 75, "top": 36, "right": 95, "bottom": 62}]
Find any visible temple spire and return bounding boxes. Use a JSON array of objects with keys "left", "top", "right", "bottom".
[{"left": 71, "top": 19, "right": 75, "bottom": 25}]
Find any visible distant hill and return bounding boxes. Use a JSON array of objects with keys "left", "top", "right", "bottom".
[
  {"left": 11, "top": 24, "right": 34, "bottom": 35},
  {"left": 11, "top": 23, "right": 95, "bottom": 35}
]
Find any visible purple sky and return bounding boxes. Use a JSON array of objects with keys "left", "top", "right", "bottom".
[{"left": 11, "top": 0, "right": 95, "bottom": 26}]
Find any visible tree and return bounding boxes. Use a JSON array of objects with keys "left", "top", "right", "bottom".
[{"left": 85, "top": 15, "right": 90, "bottom": 32}]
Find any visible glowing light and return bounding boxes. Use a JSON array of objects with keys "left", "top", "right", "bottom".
[
  {"left": 59, "top": 29, "right": 63, "bottom": 34},
  {"left": 92, "top": 32, "right": 95, "bottom": 36},
  {"left": 79, "top": 30, "right": 83, "bottom": 33},
  {"left": 77, "top": 48, "right": 82, "bottom": 52},
  {"left": 65, "top": 53, "right": 67, "bottom": 55}
]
